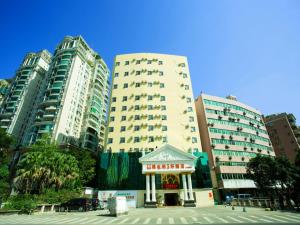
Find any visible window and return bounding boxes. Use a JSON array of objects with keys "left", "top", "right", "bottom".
[
  {"left": 107, "top": 138, "right": 113, "bottom": 144},
  {"left": 187, "top": 107, "right": 193, "bottom": 112},
  {"left": 135, "top": 83, "right": 141, "bottom": 87},
  {"left": 122, "top": 106, "right": 127, "bottom": 111},
  {"left": 191, "top": 126, "right": 196, "bottom": 132},
  {"left": 135, "top": 105, "right": 140, "bottom": 110},
  {"left": 149, "top": 136, "right": 154, "bottom": 142},
  {"left": 113, "top": 84, "right": 118, "bottom": 89},
  {"left": 148, "top": 125, "right": 154, "bottom": 131},
  {"left": 162, "top": 126, "right": 167, "bottom": 131},
  {"left": 111, "top": 107, "right": 116, "bottom": 112},
  {"left": 136, "top": 60, "right": 141, "bottom": 64},
  {"left": 148, "top": 83, "right": 153, "bottom": 87},
  {"left": 192, "top": 137, "right": 197, "bottom": 143},
  {"left": 134, "top": 137, "right": 140, "bottom": 143},
  {"left": 108, "top": 127, "right": 114, "bottom": 132},
  {"left": 134, "top": 115, "right": 140, "bottom": 120},
  {"left": 112, "top": 97, "right": 116, "bottom": 102},
  {"left": 125, "top": 61, "right": 129, "bottom": 65},
  {"left": 134, "top": 125, "right": 140, "bottom": 131},
  {"left": 110, "top": 116, "right": 115, "bottom": 121},
  {"left": 160, "top": 96, "right": 166, "bottom": 101},
  {"left": 183, "top": 73, "right": 187, "bottom": 78},
  {"left": 159, "top": 71, "right": 164, "bottom": 76},
  {"left": 163, "top": 137, "right": 167, "bottom": 143},
  {"left": 161, "top": 105, "right": 166, "bottom": 110},
  {"left": 148, "top": 71, "right": 152, "bottom": 75},
  {"left": 124, "top": 72, "right": 129, "bottom": 76},
  {"left": 122, "top": 96, "right": 127, "bottom": 101},
  {"left": 148, "top": 115, "right": 154, "bottom": 120},
  {"left": 148, "top": 105, "right": 153, "bottom": 110},
  {"left": 158, "top": 61, "right": 163, "bottom": 65},
  {"left": 147, "top": 60, "right": 152, "bottom": 64},
  {"left": 120, "top": 126, "right": 126, "bottom": 132},
  {"left": 115, "top": 62, "right": 120, "bottom": 66},
  {"left": 123, "top": 83, "right": 128, "bottom": 88},
  {"left": 184, "top": 85, "right": 189, "bottom": 90},
  {"left": 186, "top": 97, "right": 191, "bottom": 103},
  {"left": 121, "top": 116, "right": 126, "bottom": 121},
  {"left": 148, "top": 96, "right": 153, "bottom": 100},
  {"left": 135, "top": 95, "right": 140, "bottom": 100},
  {"left": 162, "top": 115, "right": 167, "bottom": 120},
  {"left": 114, "top": 73, "right": 119, "bottom": 77},
  {"left": 160, "top": 83, "right": 165, "bottom": 88},
  {"left": 136, "top": 71, "right": 141, "bottom": 75},
  {"left": 189, "top": 116, "right": 194, "bottom": 122},
  {"left": 120, "top": 137, "right": 125, "bottom": 143}
]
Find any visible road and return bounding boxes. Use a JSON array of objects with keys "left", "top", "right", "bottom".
[{"left": 0, "top": 206, "right": 299, "bottom": 225}]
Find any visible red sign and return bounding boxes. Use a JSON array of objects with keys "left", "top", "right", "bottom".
[
  {"left": 146, "top": 163, "right": 186, "bottom": 170},
  {"left": 163, "top": 183, "right": 178, "bottom": 189}
]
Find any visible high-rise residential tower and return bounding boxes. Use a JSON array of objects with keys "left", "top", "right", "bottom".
[
  {"left": 0, "top": 50, "right": 52, "bottom": 144},
  {"left": 264, "top": 113, "right": 300, "bottom": 163},
  {"left": 105, "top": 53, "right": 202, "bottom": 153},
  {"left": 0, "top": 79, "right": 11, "bottom": 106},
  {"left": 195, "top": 94, "right": 275, "bottom": 201},
  {"left": 24, "top": 36, "right": 110, "bottom": 151}
]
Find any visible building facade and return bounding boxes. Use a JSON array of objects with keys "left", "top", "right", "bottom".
[
  {"left": 23, "top": 36, "right": 110, "bottom": 151},
  {"left": 105, "top": 53, "right": 201, "bottom": 153},
  {"left": 103, "top": 53, "right": 213, "bottom": 208},
  {"left": 264, "top": 113, "right": 300, "bottom": 164},
  {"left": 195, "top": 94, "right": 275, "bottom": 201},
  {"left": 0, "top": 50, "right": 52, "bottom": 144},
  {"left": 0, "top": 79, "right": 11, "bottom": 106}
]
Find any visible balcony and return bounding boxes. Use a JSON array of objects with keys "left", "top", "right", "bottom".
[{"left": 45, "top": 106, "right": 57, "bottom": 111}]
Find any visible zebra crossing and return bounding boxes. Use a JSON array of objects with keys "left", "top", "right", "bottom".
[{"left": 0, "top": 213, "right": 299, "bottom": 224}]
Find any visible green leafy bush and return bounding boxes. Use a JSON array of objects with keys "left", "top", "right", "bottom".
[
  {"left": 36, "top": 189, "right": 82, "bottom": 204},
  {"left": 4, "top": 195, "right": 37, "bottom": 214}
]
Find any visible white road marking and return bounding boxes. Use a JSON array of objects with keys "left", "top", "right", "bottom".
[
  {"left": 237, "top": 216, "right": 257, "bottom": 223},
  {"left": 106, "top": 218, "right": 120, "bottom": 224},
  {"left": 191, "top": 217, "right": 198, "bottom": 222},
  {"left": 216, "top": 217, "right": 229, "bottom": 223},
  {"left": 273, "top": 215, "right": 300, "bottom": 222},
  {"left": 81, "top": 218, "right": 100, "bottom": 224},
  {"left": 263, "top": 215, "right": 287, "bottom": 223},
  {"left": 143, "top": 218, "right": 151, "bottom": 224},
  {"left": 180, "top": 217, "right": 188, "bottom": 224},
  {"left": 168, "top": 217, "right": 174, "bottom": 224},
  {"left": 156, "top": 217, "right": 162, "bottom": 224},
  {"left": 90, "top": 218, "right": 111, "bottom": 224},
  {"left": 203, "top": 216, "right": 213, "bottom": 223},
  {"left": 131, "top": 218, "right": 141, "bottom": 224},
  {"left": 250, "top": 215, "right": 272, "bottom": 223},
  {"left": 65, "top": 217, "right": 89, "bottom": 224},
  {"left": 118, "top": 218, "right": 130, "bottom": 224},
  {"left": 227, "top": 216, "right": 243, "bottom": 223},
  {"left": 286, "top": 214, "right": 300, "bottom": 220}
]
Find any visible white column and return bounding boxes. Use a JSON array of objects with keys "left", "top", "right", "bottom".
[
  {"left": 182, "top": 174, "right": 188, "bottom": 201},
  {"left": 151, "top": 174, "right": 156, "bottom": 202},
  {"left": 146, "top": 174, "right": 150, "bottom": 202},
  {"left": 187, "top": 173, "right": 194, "bottom": 201}
]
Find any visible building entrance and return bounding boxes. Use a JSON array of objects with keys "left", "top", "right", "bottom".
[{"left": 164, "top": 193, "right": 179, "bottom": 206}]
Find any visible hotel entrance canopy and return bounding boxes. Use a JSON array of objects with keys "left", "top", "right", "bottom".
[{"left": 139, "top": 144, "right": 197, "bottom": 207}]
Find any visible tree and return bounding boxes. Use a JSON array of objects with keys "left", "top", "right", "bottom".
[
  {"left": 69, "top": 149, "right": 96, "bottom": 187},
  {"left": 0, "top": 128, "right": 14, "bottom": 201},
  {"left": 14, "top": 136, "right": 80, "bottom": 194},
  {"left": 246, "top": 154, "right": 276, "bottom": 197}
]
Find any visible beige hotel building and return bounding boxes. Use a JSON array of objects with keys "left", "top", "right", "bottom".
[{"left": 104, "top": 53, "right": 214, "bottom": 208}]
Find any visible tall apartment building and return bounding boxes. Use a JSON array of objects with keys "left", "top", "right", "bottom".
[
  {"left": 105, "top": 53, "right": 201, "bottom": 153},
  {"left": 0, "top": 79, "right": 11, "bottom": 106},
  {"left": 0, "top": 51, "right": 52, "bottom": 144},
  {"left": 195, "top": 94, "right": 274, "bottom": 200},
  {"left": 23, "top": 36, "right": 110, "bottom": 151},
  {"left": 264, "top": 113, "right": 300, "bottom": 163}
]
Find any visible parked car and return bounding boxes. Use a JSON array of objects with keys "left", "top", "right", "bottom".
[{"left": 60, "top": 198, "right": 93, "bottom": 212}]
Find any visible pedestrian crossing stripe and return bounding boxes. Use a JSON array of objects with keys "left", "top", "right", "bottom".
[
  {"left": 226, "top": 216, "right": 243, "bottom": 223},
  {"left": 273, "top": 215, "right": 300, "bottom": 222},
  {"left": 238, "top": 215, "right": 257, "bottom": 222},
  {"left": 216, "top": 217, "right": 229, "bottom": 223},
  {"left": 180, "top": 217, "right": 188, "bottom": 224},
  {"left": 156, "top": 217, "right": 162, "bottom": 224},
  {"left": 263, "top": 215, "right": 288, "bottom": 223},
  {"left": 168, "top": 217, "right": 174, "bottom": 224},
  {"left": 203, "top": 216, "right": 213, "bottom": 223},
  {"left": 131, "top": 218, "right": 140, "bottom": 224},
  {"left": 250, "top": 215, "right": 272, "bottom": 223},
  {"left": 143, "top": 218, "right": 151, "bottom": 224}
]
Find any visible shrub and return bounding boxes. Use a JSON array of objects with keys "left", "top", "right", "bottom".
[{"left": 4, "top": 195, "right": 37, "bottom": 214}]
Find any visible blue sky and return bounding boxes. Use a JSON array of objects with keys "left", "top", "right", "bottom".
[{"left": 1, "top": 0, "right": 300, "bottom": 120}]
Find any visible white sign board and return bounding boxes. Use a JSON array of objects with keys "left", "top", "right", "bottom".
[{"left": 98, "top": 190, "right": 137, "bottom": 208}]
